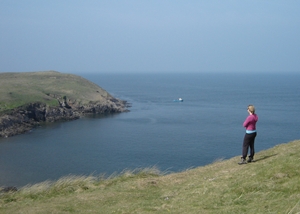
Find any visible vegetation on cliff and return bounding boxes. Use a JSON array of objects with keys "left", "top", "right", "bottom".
[
  {"left": 0, "top": 71, "right": 128, "bottom": 137},
  {"left": 0, "top": 71, "right": 121, "bottom": 112},
  {"left": 1, "top": 140, "right": 299, "bottom": 213}
]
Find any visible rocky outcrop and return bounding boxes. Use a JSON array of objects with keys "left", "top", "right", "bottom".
[{"left": 0, "top": 98, "right": 129, "bottom": 138}]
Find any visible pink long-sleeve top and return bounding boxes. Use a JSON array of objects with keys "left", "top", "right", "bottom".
[{"left": 243, "top": 114, "right": 258, "bottom": 132}]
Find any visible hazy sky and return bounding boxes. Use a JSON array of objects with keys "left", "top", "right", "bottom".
[{"left": 1, "top": 1, "right": 299, "bottom": 73}]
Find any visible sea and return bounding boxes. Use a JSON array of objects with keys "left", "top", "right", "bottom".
[{"left": 0, "top": 72, "right": 299, "bottom": 187}]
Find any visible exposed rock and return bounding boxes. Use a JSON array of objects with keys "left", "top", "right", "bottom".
[{"left": 0, "top": 98, "right": 130, "bottom": 138}]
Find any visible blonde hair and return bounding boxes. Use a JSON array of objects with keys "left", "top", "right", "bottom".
[{"left": 248, "top": 105, "right": 255, "bottom": 114}]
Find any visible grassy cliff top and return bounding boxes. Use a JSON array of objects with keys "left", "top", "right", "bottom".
[
  {"left": 1, "top": 140, "right": 300, "bottom": 213},
  {"left": 0, "top": 71, "right": 112, "bottom": 112}
]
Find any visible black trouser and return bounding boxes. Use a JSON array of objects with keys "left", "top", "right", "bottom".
[{"left": 242, "top": 132, "right": 257, "bottom": 159}]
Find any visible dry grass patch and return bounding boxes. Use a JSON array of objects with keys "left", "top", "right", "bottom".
[{"left": 1, "top": 141, "right": 300, "bottom": 213}]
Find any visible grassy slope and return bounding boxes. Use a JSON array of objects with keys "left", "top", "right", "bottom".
[
  {"left": 0, "top": 71, "right": 111, "bottom": 112},
  {"left": 1, "top": 140, "right": 300, "bottom": 214}
]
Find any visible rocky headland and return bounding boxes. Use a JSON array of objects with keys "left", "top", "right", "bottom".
[{"left": 0, "top": 71, "right": 129, "bottom": 137}]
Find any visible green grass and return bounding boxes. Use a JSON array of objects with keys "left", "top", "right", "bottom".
[
  {"left": 1, "top": 140, "right": 300, "bottom": 213},
  {"left": 0, "top": 71, "right": 112, "bottom": 113}
]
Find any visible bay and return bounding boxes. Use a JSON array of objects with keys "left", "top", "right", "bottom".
[{"left": 0, "top": 72, "right": 299, "bottom": 187}]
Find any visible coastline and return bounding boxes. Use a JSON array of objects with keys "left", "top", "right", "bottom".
[{"left": 0, "top": 100, "right": 129, "bottom": 138}]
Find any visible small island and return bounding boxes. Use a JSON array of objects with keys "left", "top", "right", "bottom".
[{"left": 0, "top": 71, "right": 129, "bottom": 137}]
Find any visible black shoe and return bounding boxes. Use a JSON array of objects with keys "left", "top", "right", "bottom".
[
  {"left": 238, "top": 158, "right": 247, "bottom": 165},
  {"left": 247, "top": 157, "right": 253, "bottom": 163}
]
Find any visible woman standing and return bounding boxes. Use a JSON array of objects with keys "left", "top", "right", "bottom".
[{"left": 239, "top": 105, "right": 258, "bottom": 165}]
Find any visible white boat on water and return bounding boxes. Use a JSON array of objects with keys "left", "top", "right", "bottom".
[{"left": 173, "top": 98, "right": 183, "bottom": 102}]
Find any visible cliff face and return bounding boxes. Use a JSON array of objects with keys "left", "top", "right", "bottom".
[{"left": 0, "top": 98, "right": 129, "bottom": 138}]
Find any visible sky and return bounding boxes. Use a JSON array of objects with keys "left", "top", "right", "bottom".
[{"left": 0, "top": 1, "right": 299, "bottom": 73}]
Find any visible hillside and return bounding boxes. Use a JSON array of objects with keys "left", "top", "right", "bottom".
[
  {"left": 0, "top": 71, "right": 119, "bottom": 111},
  {"left": 0, "top": 140, "right": 299, "bottom": 213},
  {"left": 0, "top": 71, "right": 129, "bottom": 137}
]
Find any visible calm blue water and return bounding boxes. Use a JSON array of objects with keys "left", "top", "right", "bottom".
[{"left": 0, "top": 72, "right": 299, "bottom": 187}]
